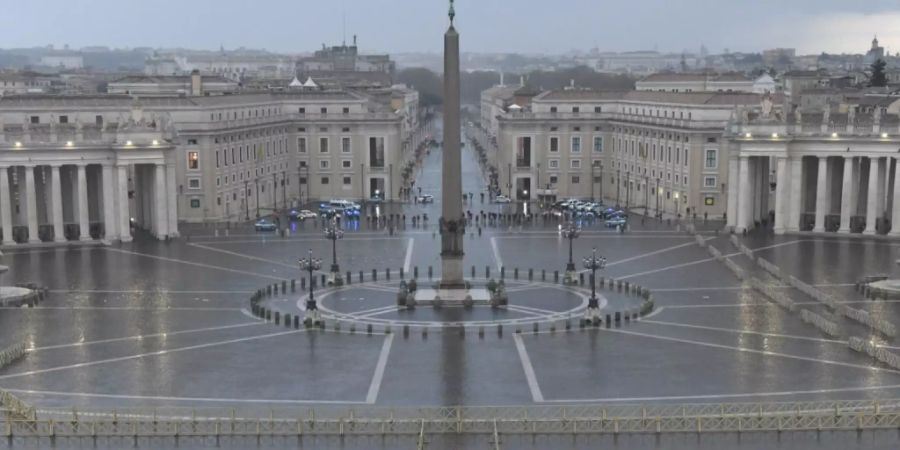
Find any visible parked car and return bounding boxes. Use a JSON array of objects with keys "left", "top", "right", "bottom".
[
  {"left": 254, "top": 218, "right": 278, "bottom": 232},
  {"left": 290, "top": 209, "right": 317, "bottom": 221},
  {"left": 605, "top": 216, "right": 628, "bottom": 228},
  {"left": 417, "top": 194, "right": 434, "bottom": 203},
  {"left": 495, "top": 195, "right": 512, "bottom": 203}
]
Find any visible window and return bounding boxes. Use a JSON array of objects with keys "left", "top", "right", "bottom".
[
  {"left": 571, "top": 175, "right": 580, "bottom": 184},
  {"left": 705, "top": 149, "right": 718, "bottom": 169},
  {"left": 95, "top": 115, "right": 103, "bottom": 126},
  {"left": 572, "top": 107, "right": 580, "bottom": 113},
  {"left": 216, "top": 151, "right": 220, "bottom": 168},
  {"left": 341, "top": 137, "right": 351, "bottom": 153},
  {"left": 548, "top": 159, "right": 559, "bottom": 169},
  {"left": 298, "top": 137, "right": 307, "bottom": 154},
  {"left": 706, "top": 137, "right": 717, "bottom": 143},
  {"left": 684, "top": 149, "right": 689, "bottom": 167},
  {"left": 190, "top": 198, "right": 201, "bottom": 208},
  {"left": 342, "top": 107, "right": 350, "bottom": 114},
  {"left": 550, "top": 126, "right": 558, "bottom": 131},
  {"left": 571, "top": 136, "right": 581, "bottom": 153},
  {"left": 593, "top": 136, "right": 603, "bottom": 153},
  {"left": 369, "top": 137, "right": 385, "bottom": 167},
  {"left": 342, "top": 160, "right": 352, "bottom": 169},
  {"left": 321, "top": 176, "right": 330, "bottom": 185},
  {"left": 571, "top": 159, "right": 581, "bottom": 169},
  {"left": 320, "top": 107, "right": 328, "bottom": 115},
  {"left": 187, "top": 152, "right": 199, "bottom": 170},
  {"left": 594, "top": 106, "right": 602, "bottom": 113},
  {"left": 319, "top": 160, "right": 330, "bottom": 169},
  {"left": 704, "top": 176, "right": 717, "bottom": 188},
  {"left": 549, "top": 175, "right": 558, "bottom": 184},
  {"left": 549, "top": 137, "right": 559, "bottom": 153},
  {"left": 550, "top": 106, "right": 558, "bottom": 113},
  {"left": 59, "top": 115, "right": 68, "bottom": 124},
  {"left": 188, "top": 139, "right": 198, "bottom": 145},
  {"left": 30, "top": 116, "right": 39, "bottom": 124},
  {"left": 188, "top": 178, "right": 201, "bottom": 189},
  {"left": 319, "top": 137, "right": 329, "bottom": 153},
  {"left": 298, "top": 107, "right": 306, "bottom": 114},
  {"left": 516, "top": 136, "right": 532, "bottom": 167}
]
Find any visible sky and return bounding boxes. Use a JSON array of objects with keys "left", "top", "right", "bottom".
[{"left": 1, "top": 0, "right": 899, "bottom": 55}]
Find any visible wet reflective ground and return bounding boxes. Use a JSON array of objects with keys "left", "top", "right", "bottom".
[{"left": 1, "top": 130, "right": 900, "bottom": 448}]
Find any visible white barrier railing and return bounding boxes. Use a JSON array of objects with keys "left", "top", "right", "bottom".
[
  {"left": 757, "top": 257, "right": 782, "bottom": 279},
  {"left": 800, "top": 309, "right": 841, "bottom": 337},
  {"left": 739, "top": 243, "right": 754, "bottom": 259},
  {"left": 729, "top": 234, "right": 741, "bottom": 249},
  {"left": 849, "top": 337, "right": 900, "bottom": 370},
  {"left": 694, "top": 234, "right": 706, "bottom": 247},
  {"left": 748, "top": 278, "right": 796, "bottom": 312}
]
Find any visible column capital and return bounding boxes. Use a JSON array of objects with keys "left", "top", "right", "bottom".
[
  {"left": 49, "top": 163, "right": 63, "bottom": 169},
  {"left": 76, "top": 162, "right": 88, "bottom": 168}
]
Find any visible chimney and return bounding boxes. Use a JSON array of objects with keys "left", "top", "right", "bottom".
[{"left": 190, "top": 70, "right": 202, "bottom": 96}]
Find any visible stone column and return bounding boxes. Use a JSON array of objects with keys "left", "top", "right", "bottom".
[
  {"left": 864, "top": 157, "right": 881, "bottom": 235},
  {"left": 117, "top": 164, "right": 132, "bottom": 242},
  {"left": 839, "top": 156, "right": 855, "bottom": 233},
  {"left": 165, "top": 163, "right": 178, "bottom": 237},
  {"left": 0, "top": 167, "right": 12, "bottom": 245},
  {"left": 890, "top": 158, "right": 900, "bottom": 236},
  {"left": 736, "top": 156, "right": 752, "bottom": 232},
  {"left": 813, "top": 156, "right": 829, "bottom": 232},
  {"left": 76, "top": 163, "right": 90, "bottom": 240},
  {"left": 50, "top": 165, "right": 65, "bottom": 242},
  {"left": 787, "top": 157, "right": 803, "bottom": 232},
  {"left": 773, "top": 157, "right": 788, "bottom": 234},
  {"left": 101, "top": 164, "right": 117, "bottom": 241},
  {"left": 726, "top": 157, "right": 738, "bottom": 229},
  {"left": 154, "top": 163, "right": 169, "bottom": 239},
  {"left": 24, "top": 165, "right": 39, "bottom": 243}
]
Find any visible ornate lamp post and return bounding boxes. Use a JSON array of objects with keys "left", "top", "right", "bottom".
[
  {"left": 298, "top": 249, "right": 323, "bottom": 326},
  {"left": 560, "top": 221, "right": 581, "bottom": 283},
  {"left": 582, "top": 247, "right": 607, "bottom": 323},
  {"left": 324, "top": 218, "right": 344, "bottom": 282}
]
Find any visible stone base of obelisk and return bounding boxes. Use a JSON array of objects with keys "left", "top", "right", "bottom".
[{"left": 411, "top": 256, "right": 491, "bottom": 307}]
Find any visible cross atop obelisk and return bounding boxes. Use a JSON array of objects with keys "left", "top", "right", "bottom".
[{"left": 439, "top": 0, "right": 465, "bottom": 288}]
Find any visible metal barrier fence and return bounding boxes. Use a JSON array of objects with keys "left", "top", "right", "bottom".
[
  {"left": 800, "top": 309, "right": 841, "bottom": 337},
  {"left": 0, "top": 342, "right": 27, "bottom": 369},
  {"left": 0, "top": 391, "right": 36, "bottom": 422},
  {"left": 849, "top": 337, "right": 900, "bottom": 370},
  {"left": 11, "top": 399, "right": 900, "bottom": 438}
]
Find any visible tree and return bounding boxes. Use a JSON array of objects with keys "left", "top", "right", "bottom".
[
  {"left": 397, "top": 68, "right": 443, "bottom": 107},
  {"left": 870, "top": 58, "right": 887, "bottom": 87}
]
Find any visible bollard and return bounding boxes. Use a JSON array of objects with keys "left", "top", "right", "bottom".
[
  {"left": 403, "top": 325, "right": 410, "bottom": 338},
  {"left": 486, "top": 266, "right": 490, "bottom": 278},
  {"left": 514, "top": 268, "right": 519, "bottom": 279},
  {"left": 605, "top": 314, "right": 611, "bottom": 325},
  {"left": 533, "top": 322, "right": 539, "bottom": 333},
  {"left": 565, "top": 320, "right": 572, "bottom": 331},
  {"left": 428, "top": 266, "right": 433, "bottom": 279},
  {"left": 319, "top": 274, "right": 325, "bottom": 287},
  {"left": 359, "top": 271, "right": 364, "bottom": 283},
  {"left": 528, "top": 268, "right": 533, "bottom": 281},
  {"left": 274, "top": 283, "right": 279, "bottom": 295},
  {"left": 554, "top": 270, "right": 559, "bottom": 283},
  {"left": 422, "top": 328, "right": 428, "bottom": 339},
  {"left": 301, "top": 278, "right": 306, "bottom": 290},
  {"left": 497, "top": 324, "right": 503, "bottom": 337},
  {"left": 386, "top": 268, "right": 391, "bottom": 280},
  {"left": 414, "top": 266, "right": 419, "bottom": 279},
  {"left": 347, "top": 271, "right": 352, "bottom": 284},
  {"left": 500, "top": 266, "right": 505, "bottom": 280},
  {"left": 400, "top": 268, "right": 405, "bottom": 280},
  {"left": 291, "top": 279, "right": 296, "bottom": 292},
  {"left": 266, "top": 310, "right": 272, "bottom": 321},
  {"left": 614, "top": 312, "right": 621, "bottom": 323},
  {"left": 478, "top": 326, "right": 485, "bottom": 338},
  {"left": 472, "top": 266, "right": 476, "bottom": 278},
  {"left": 367, "top": 324, "right": 373, "bottom": 334},
  {"left": 294, "top": 316, "right": 300, "bottom": 329},
  {"left": 372, "top": 269, "right": 377, "bottom": 281},
  {"left": 579, "top": 273, "right": 584, "bottom": 285},
  {"left": 267, "top": 285, "right": 272, "bottom": 295}
]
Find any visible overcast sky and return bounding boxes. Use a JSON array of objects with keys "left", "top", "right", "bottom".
[{"left": 1, "top": 0, "right": 898, "bottom": 55}]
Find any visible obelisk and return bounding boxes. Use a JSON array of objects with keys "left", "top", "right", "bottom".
[{"left": 439, "top": 0, "right": 465, "bottom": 288}]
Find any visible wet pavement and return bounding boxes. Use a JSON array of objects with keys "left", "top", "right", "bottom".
[{"left": 2, "top": 122, "right": 900, "bottom": 448}]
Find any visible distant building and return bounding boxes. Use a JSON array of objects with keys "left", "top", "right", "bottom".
[
  {"left": 297, "top": 37, "right": 395, "bottom": 88},
  {"left": 144, "top": 51, "right": 294, "bottom": 81},
  {"left": 865, "top": 35, "right": 886, "bottom": 65},
  {"left": 761, "top": 48, "right": 796, "bottom": 67},
  {"left": 783, "top": 70, "right": 830, "bottom": 99},
  {"left": 0, "top": 72, "right": 57, "bottom": 95},
  {"left": 39, "top": 53, "right": 84, "bottom": 70},
  {"left": 636, "top": 72, "right": 754, "bottom": 93},
  {"left": 107, "top": 73, "right": 239, "bottom": 97}
]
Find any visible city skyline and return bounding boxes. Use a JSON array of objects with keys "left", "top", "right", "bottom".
[{"left": 1, "top": 0, "right": 899, "bottom": 56}]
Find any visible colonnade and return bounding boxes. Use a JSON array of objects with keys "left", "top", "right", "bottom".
[
  {"left": 0, "top": 162, "right": 177, "bottom": 244},
  {"left": 729, "top": 154, "right": 900, "bottom": 235}
]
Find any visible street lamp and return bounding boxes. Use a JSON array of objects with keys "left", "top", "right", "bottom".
[
  {"left": 298, "top": 249, "right": 323, "bottom": 326},
  {"left": 582, "top": 247, "right": 607, "bottom": 323},
  {"left": 560, "top": 221, "right": 581, "bottom": 283},
  {"left": 616, "top": 169, "right": 621, "bottom": 206},
  {"left": 324, "top": 218, "right": 345, "bottom": 280},
  {"left": 244, "top": 180, "right": 250, "bottom": 221},
  {"left": 673, "top": 192, "right": 681, "bottom": 220}
]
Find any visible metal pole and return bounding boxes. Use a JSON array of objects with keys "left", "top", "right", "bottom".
[
  {"left": 655, "top": 178, "right": 660, "bottom": 217},
  {"left": 625, "top": 172, "right": 630, "bottom": 210},
  {"left": 590, "top": 249, "right": 597, "bottom": 308},
  {"left": 282, "top": 171, "right": 286, "bottom": 208},
  {"left": 244, "top": 180, "right": 249, "bottom": 221},
  {"left": 644, "top": 176, "right": 649, "bottom": 217},
  {"left": 616, "top": 169, "right": 621, "bottom": 206},
  {"left": 307, "top": 250, "right": 315, "bottom": 310},
  {"left": 272, "top": 173, "right": 277, "bottom": 212},
  {"left": 255, "top": 179, "right": 260, "bottom": 218}
]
